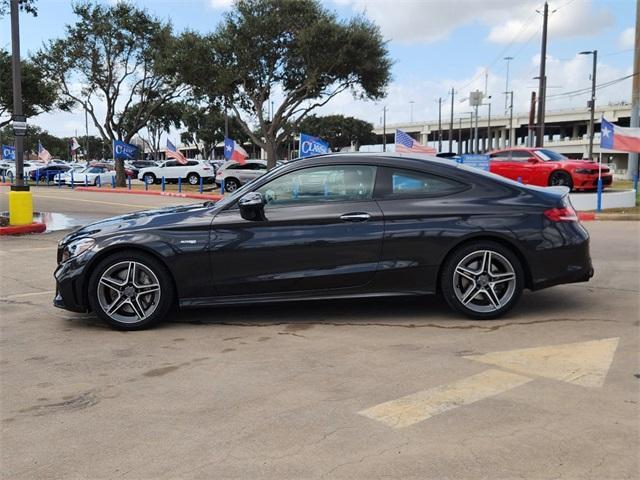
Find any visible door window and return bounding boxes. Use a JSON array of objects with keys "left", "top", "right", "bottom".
[
  {"left": 256, "top": 165, "right": 377, "bottom": 206},
  {"left": 379, "top": 168, "right": 466, "bottom": 197},
  {"left": 510, "top": 151, "right": 532, "bottom": 161}
]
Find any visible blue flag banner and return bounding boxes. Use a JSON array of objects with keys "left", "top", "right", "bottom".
[
  {"left": 458, "top": 154, "right": 490, "bottom": 171},
  {"left": 299, "top": 133, "right": 330, "bottom": 158},
  {"left": 113, "top": 140, "right": 139, "bottom": 160},
  {"left": 2, "top": 144, "right": 15, "bottom": 160}
]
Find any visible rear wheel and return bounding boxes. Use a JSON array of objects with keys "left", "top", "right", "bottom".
[
  {"left": 224, "top": 177, "right": 240, "bottom": 192},
  {"left": 549, "top": 171, "right": 573, "bottom": 190},
  {"left": 440, "top": 241, "right": 524, "bottom": 320},
  {"left": 87, "top": 251, "right": 174, "bottom": 330},
  {"left": 186, "top": 172, "right": 200, "bottom": 185}
]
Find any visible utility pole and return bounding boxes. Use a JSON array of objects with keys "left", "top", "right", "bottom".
[
  {"left": 449, "top": 87, "right": 455, "bottom": 152},
  {"left": 474, "top": 105, "right": 479, "bottom": 153},
  {"left": 536, "top": 1, "right": 549, "bottom": 147},
  {"left": 382, "top": 106, "right": 387, "bottom": 152},
  {"left": 484, "top": 100, "right": 492, "bottom": 152},
  {"left": 467, "top": 112, "right": 473, "bottom": 154},
  {"left": 9, "top": 0, "right": 32, "bottom": 226},
  {"left": 528, "top": 91, "right": 537, "bottom": 147},
  {"left": 628, "top": 0, "right": 639, "bottom": 181},
  {"left": 84, "top": 102, "right": 89, "bottom": 161},
  {"left": 409, "top": 100, "right": 415, "bottom": 123},
  {"left": 506, "top": 91, "right": 514, "bottom": 147},
  {"left": 437, "top": 97, "right": 443, "bottom": 152},
  {"left": 504, "top": 57, "right": 513, "bottom": 115},
  {"left": 580, "top": 50, "right": 598, "bottom": 160},
  {"left": 458, "top": 117, "right": 462, "bottom": 155}
]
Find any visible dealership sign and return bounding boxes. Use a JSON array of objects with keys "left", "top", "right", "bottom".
[
  {"left": 458, "top": 154, "right": 490, "bottom": 171},
  {"left": 299, "top": 133, "right": 330, "bottom": 158}
]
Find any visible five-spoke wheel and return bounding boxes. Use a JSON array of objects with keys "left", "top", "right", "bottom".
[
  {"left": 441, "top": 241, "right": 523, "bottom": 319},
  {"left": 88, "top": 251, "right": 173, "bottom": 329}
]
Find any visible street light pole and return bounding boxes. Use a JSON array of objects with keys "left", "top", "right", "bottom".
[
  {"left": 580, "top": 50, "right": 598, "bottom": 160},
  {"left": 8, "top": 0, "right": 32, "bottom": 226},
  {"left": 536, "top": 1, "right": 549, "bottom": 147},
  {"left": 504, "top": 56, "right": 513, "bottom": 115},
  {"left": 382, "top": 106, "right": 387, "bottom": 152},
  {"left": 437, "top": 97, "right": 443, "bottom": 152},
  {"left": 449, "top": 87, "right": 455, "bottom": 153}
]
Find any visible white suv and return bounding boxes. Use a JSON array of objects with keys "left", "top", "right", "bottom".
[
  {"left": 215, "top": 160, "right": 268, "bottom": 192},
  {"left": 137, "top": 160, "right": 214, "bottom": 185}
]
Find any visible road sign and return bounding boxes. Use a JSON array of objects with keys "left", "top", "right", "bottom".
[{"left": 469, "top": 90, "right": 484, "bottom": 107}]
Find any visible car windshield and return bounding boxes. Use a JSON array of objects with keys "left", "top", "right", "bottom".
[{"left": 535, "top": 149, "right": 567, "bottom": 161}]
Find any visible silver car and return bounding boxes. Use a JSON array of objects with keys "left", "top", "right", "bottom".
[{"left": 215, "top": 159, "right": 268, "bottom": 192}]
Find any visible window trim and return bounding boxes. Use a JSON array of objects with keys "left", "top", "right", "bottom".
[{"left": 373, "top": 166, "right": 469, "bottom": 200}]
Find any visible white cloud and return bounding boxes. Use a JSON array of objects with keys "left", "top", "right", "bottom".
[
  {"left": 618, "top": 27, "right": 635, "bottom": 49},
  {"left": 209, "top": 0, "right": 233, "bottom": 9},
  {"left": 336, "top": 0, "right": 613, "bottom": 45}
]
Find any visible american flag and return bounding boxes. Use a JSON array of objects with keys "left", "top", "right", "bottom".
[
  {"left": 395, "top": 129, "right": 437, "bottom": 154},
  {"left": 166, "top": 139, "right": 188, "bottom": 165},
  {"left": 38, "top": 141, "right": 52, "bottom": 163}
]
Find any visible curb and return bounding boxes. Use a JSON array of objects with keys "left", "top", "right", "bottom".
[
  {"left": 0, "top": 222, "right": 46, "bottom": 235},
  {"left": 75, "top": 187, "right": 223, "bottom": 201}
]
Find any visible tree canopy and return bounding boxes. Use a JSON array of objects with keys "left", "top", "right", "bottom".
[
  {"left": 178, "top": 0, "right": 391, "bottom": 168},
  {"left": 298, "top": 114, "right": 375, "bottom": 151},
  {"left": 0, "top": 49, "right": 70, "bottom": 128},
  {"left": 37, "top": 2, "right": 188, "bottom": 184}
]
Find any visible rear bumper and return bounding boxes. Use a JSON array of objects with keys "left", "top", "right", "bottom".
[{"left": 528, "top": 222, "right": 594, "bottom": 291}]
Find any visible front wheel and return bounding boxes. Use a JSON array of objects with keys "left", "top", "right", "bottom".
[
  {"left": 87, "top": 251, "right": 174, "bottom": 330},
  {"left": 440, "top": 241, "right": 524, "bottom": 320},
  {"left": 549, "top": 171, "right": 573, "bottom": 190}
]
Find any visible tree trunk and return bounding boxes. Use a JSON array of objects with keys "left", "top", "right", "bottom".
[
  {"left": 115, "top": 159, "right": 126, "bottom": 187},
  {"left": 265, "top": 140, "right": 278, "bottom": 170}
]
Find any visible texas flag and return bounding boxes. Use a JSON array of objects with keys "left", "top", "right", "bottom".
[
  {"left": 600, "top": 118, "right": 640, "bottom": 153},
  {"left": 224, "top": 137, "right": 248, "bottom": 164}
]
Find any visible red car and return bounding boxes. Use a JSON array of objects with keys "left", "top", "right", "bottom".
[{"left": 488, "top": 148, "right": 613, "bottom": 191}]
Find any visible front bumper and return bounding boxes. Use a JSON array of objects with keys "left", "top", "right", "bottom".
[
  {"left": 53, "top": 253, "right": 92, "bottom": 313},
  {"left": 573, "top": 173, "right": 613, "bottom": 189}
]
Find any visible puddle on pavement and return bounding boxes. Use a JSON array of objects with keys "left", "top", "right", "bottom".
[{"left": 34, "top": 212, "right": 104, "bottom": 232}]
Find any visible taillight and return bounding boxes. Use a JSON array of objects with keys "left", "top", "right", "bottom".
[{"left": 544, "top": 206, "right": 579, "bottom": 222}]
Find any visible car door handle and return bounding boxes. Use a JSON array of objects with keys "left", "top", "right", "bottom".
[{"left": 339, "top": 212, "right": 370, "bottom": 222}]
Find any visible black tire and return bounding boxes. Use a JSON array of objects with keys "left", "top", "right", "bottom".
[
  {"left": 548, "top": 171, "right": 573, "bottom": 190},
  {"left": 440, "top": 241, "right": 524, "bottom": 320},
  {"left": 143, "top": 173, "right": 156, "bottom": 185},
  {"left": 186, "top": 172, "right": 200, "bottom": 185},
  {"left": 224, "top": 177, "right": 240, "bottom": 192},
  {"left": 87, "top": 250, "right": 174, "bottom": 330}
]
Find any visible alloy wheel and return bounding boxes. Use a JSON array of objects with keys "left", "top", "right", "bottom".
[
  {"left": 96, "top": 261, "right": 161, "bottom": 324},
  {"left": 452, "top": 250, "right": 516, "bottom": 313}
]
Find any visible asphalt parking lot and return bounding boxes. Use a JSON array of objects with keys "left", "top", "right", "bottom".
[{"left": 1, "top": 187, "right": 639, "bottom": 479}]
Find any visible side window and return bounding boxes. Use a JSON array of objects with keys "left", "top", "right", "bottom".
[
  {"left": 187, "top": 161, "right": 198, "bottom": 166},
  {"left": 490, "top": 151, "right": 511, "bottom": 160},
  {"left": 510, "top": 151, "right": 532, "bottom": 160},
  {"left": 165, "top": 161, "right": 177, "bottom": 168},
  {"left": 381, "top": 168, "right": 466, "bottom": 197},
  {"left": 257, "top": 165, "right": 377, "bottom": 206}
]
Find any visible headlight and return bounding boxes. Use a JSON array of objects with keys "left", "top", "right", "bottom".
[
  {"left": 61, "top": 238, "right": 96, "bottom": 263},
  {"left": 574, "top": 168, "right": 594, "bottom": 174}
]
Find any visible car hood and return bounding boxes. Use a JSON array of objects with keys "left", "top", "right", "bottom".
[
  {"left": 555, "top": 159, "right": 599, "bottom": 167},
  {"left": 61, "top": 203, "right": 213, "bottom": 244}
]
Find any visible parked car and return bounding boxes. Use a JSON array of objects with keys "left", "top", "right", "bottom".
[
  {"left": 60, "top": 165, "right": 115, "bottom": 186},
  {"left": 488, "top": 148, "right": 613, "bottom": 191},
  {"left": 137, "top": 160, "right": 214, "bottom": 185},
  {"left": 6, "top": 161, "right": 45, "bottom": 179},
  {"left": 215, "top": 159, "right": 268, "bottom": 192},
  {"left": 30, "top": 164, "right": 71, "bottom": 182},
  {"left": 54, "top": 153, "right": 593, "bottom": 330}
]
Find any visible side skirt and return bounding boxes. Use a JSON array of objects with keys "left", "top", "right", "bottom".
[{"left": 179, "top": 289, "right": 432, "bottom": 309}]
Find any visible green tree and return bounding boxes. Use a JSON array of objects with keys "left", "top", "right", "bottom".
[
  {"left": 121, "top": 101, "right": 184, "bottom": 160},
  {"left": 178, "top": 0, "right": 391, "bottom": 168},
  {"left": 0, "top": 0, "right": 37, "bottom": 16},
  {"left": 0, "top": 49, "right": 70, "bottom": 128},
  {"left": 37, "top": 2, "right": 188, "bottom": 185},
  {"left": 298, "top": 114, "right": 375, "bottom": 151},
  {"left": 180, "top": 104, "right": 225, "bottom": 160}
]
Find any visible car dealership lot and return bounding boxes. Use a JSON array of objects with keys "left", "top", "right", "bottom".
[{"left": 1, "top": 189, "right": 639, "bottom": 479}]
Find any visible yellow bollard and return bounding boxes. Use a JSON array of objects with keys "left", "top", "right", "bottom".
[{"left": 8, "top": 189, "right": 33, "bottom": 226}]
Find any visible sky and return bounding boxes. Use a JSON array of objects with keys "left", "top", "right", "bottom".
[{"left": 0, "top": 0, "right": 636, "bottom": 140}]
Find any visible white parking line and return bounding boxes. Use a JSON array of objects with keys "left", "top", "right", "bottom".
[
  {"left": 0, "top": 246, "right": 57, "bottom": 255},
  {"left": 1, "top": 290, "right": 55, "bottom": 300}
]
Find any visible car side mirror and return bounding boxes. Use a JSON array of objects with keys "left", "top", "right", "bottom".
[
  {"left": 238, "top": 192, "right": 266, "bottom": 221},
  {"left": 527, "top": 157, "right": 539, "bottom": 163}
]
